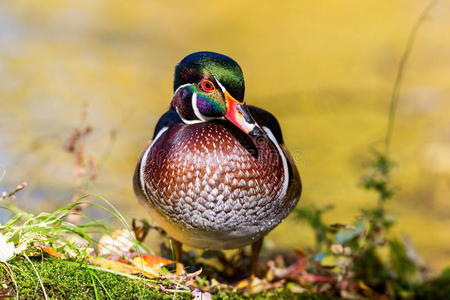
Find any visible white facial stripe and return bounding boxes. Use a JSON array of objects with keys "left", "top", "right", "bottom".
[
  {"left": 173, "top": 83, "right": 191, "bottom": 95},
  {"left": 139, "top": 126, "right": 168, "bottom": 200},
  {"left": 192, "top": 92, "right": 207, "bottom": 122},
  {"left": 174, "top": 83, "right": 204, "bottom": 124},
  {"left": 192, "top": 92, "right": 217, "bottom": 122},
  {"left": 175, "top": 84, "right": 217, "bottom": 124},
  {"left": 263, "top": 126, "right": 289, "bottom": 201},
  {"left": 175, "top": 106, "right": 204, "bottom": 124},
  {"left": 215, "top": 78, "right": 227, "bottom": 93}
]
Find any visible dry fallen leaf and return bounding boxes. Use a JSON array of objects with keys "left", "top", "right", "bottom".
[
  {"left": 267, "top": 249, "right": 334, "bottom": 285},
  {"left": 97, "top": 229, "right": 136, "bottom": 256},
  {"left": 90, "top": 253, "right": 182, "bottom": 278},
  {"left": 42, "top": 246, "right": 61, "bottom": 259},
  {"left": 236, "top": 276, "right": 287, "bottom": 295},
  {"left": 89, "top": 256, "right": 141, "bottom": 275},
  {"left": 131, "top": 253, "right": 175, "bottom": 266},
  {"left": 192, "top": 289, "right": 212, "bottom": 300},
  {"left": 132, "top": 255, "right": 173, "bottom": 277}
]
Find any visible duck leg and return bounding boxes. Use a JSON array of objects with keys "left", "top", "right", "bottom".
[
  {"left": 250, "top": 237, "right": 264, "bottom": 277},
  {"left": 131, "top": 218, "right": 150, "bottom": 242},
  {"left": 171, "top": 238, "right": 183, "bottom": 275}
]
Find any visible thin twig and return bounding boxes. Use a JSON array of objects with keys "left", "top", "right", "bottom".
[
  {"left": 384, "top": 0, "right": 438, "bottom": 156},
  {"left": 0, "top": 182, "right": 28, "bottom": 202},
  {"left": 64, "top": 104, "right": 97, "bottom": 224}
]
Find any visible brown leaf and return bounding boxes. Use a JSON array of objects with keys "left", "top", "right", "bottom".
[{"left": 281, "top": 248, "right": 308, "bottom": 277}]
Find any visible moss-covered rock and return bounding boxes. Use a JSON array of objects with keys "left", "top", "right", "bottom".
[
  {"left": 1, "top": 257, "right": 189, "bottom": 299},
  {"left": 0, "top": 257, "right": 339, "bottom": 299}
]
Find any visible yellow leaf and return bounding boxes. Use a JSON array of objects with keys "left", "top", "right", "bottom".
[{"left": 89, "top": 256, "right": 141, "bottom": 275}]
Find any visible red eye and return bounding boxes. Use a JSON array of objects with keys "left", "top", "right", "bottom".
[{"left": 200, "top": 80, "right": 215, "bottom": 92}]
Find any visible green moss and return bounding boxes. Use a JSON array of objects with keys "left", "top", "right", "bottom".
[
  {"left": 0, "top": 257, "right": 338, "bottom": 300},
  {"left": 1, "top": 257, "right": 190, "bottom": 299}
]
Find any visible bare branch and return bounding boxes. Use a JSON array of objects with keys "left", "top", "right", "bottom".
[{"left": 385, "top": 0, "right": 438, "bottom": 155}]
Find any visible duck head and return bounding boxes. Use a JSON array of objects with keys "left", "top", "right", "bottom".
[{"left": 171, "top": 51, "right": 263, "bottom": 136}]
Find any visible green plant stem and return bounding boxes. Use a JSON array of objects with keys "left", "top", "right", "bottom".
[{"left": 23, "top": 254, "right": 48, "bottom": 300}]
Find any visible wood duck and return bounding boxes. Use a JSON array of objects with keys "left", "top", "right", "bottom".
[{"left": 133, "top": 51, "right": 301, "bottom": 275}]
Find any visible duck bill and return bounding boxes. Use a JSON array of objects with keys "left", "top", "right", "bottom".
[{"left": 224, "top": 91, "right": 262, "bottom": 136}]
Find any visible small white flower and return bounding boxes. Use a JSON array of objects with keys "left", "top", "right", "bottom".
[{"left": 0, "top": 233, "right": 15, "bottom": 262}]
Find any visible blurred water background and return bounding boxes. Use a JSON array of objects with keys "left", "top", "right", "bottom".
[{"left": 0, "top": 0, "right": 449, "bottom": 273}]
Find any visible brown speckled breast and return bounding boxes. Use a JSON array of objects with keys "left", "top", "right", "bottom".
[{"left": 138, "top": 122, "right": 296, "bottom": 249}]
